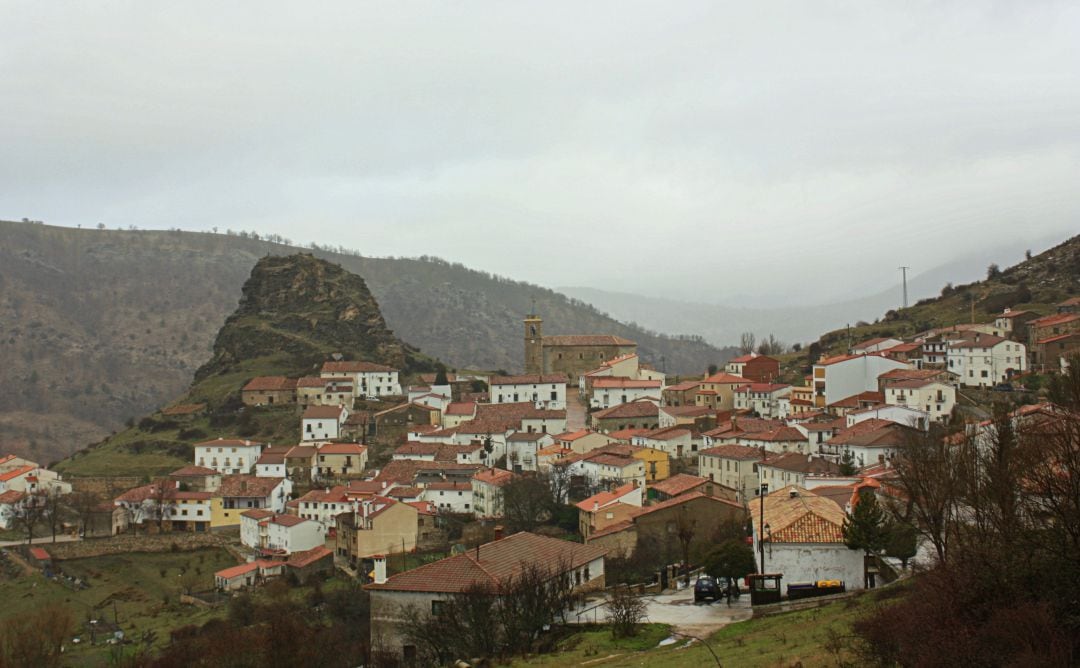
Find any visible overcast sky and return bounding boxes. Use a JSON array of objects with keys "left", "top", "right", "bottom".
[{"left": 2, "top": 2, "right": 1078, "bottom": 305}]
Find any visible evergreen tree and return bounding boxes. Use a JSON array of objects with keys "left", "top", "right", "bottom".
[{"left": 843, "top": 487, "right": 887, "bottom": 587}]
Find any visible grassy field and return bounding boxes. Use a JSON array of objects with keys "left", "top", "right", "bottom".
[
  {"left": 514, "top": 589, "right": 895, "bottom": 667},
  {"left": 0, "top": 548, "right": 238, "bottom": 665}
]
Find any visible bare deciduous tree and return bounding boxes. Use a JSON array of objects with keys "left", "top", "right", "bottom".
[
  {"left": 606, "top": 586, "right": 648, "bottom": 638},
  {"left": 739, "top": 332, "right": 756, "bottom": 355}
]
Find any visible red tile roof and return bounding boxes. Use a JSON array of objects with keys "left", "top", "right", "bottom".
[
  {"left": 0, "top": 465, "right": 36, "bottom": 482},
  {"left": 949, "top": 334, "right": 1007, "bottom": 349},
  {"left": 241, "top": 509, "right": 275, "bottom": 520},
  {"left": 607, "top": 428, "right": 651, "bottom": 441},
  {"left": 664, "top": 381, "right": 702, "bottom": 392},
  {"left": 445, "top": 402, "right": 477, "bottom": 416},
  {"left": 543, "top": 335, "right": 635, "bottom": 347},
  {"left": 218, "top": 475, "right": 285, "bottom": 498},
  {"left": 699, "top": 444, "right": 765, "bottom": 460},
  {"left": 640, "top": 426, "right": 691, "bottom": 441},
  {"left": 0, "top": 490, "right": 25, "bottom": 504},
  {"left": 286, "top": 545, "right": 332, "bottom": 569},
  {"left": 738, "top": 426, "right": 806, "bottom": 443},
  {"left": 631, "top": 492, "right": 742, "bottom": 518},
  {"left": 367, "top": 532, "right": 607, "bottom": 593},
  {"left": 473, "top": 468, "right": 514, "bottom": 486},
  {"left": 303, "top": 405, "right": 346, "bottom": 420},
  {"left": 751, "top": 487, "right": 846, "bottom": 544},
  {"left": 242, "top": 376, "right": 297, "bottom": 392},
  {"left": 575, "top": 483, "right": 639, "bottom": 512},
  {"left": 317, "top": 442, "right": 367, "bottom": 455},
  {"left": 591, "top": 378, "right": 662, "bottom": 389},
  {"left": 648, "top": 474, "right": 707, "bottom": 497},
  {"left": 702, "top": 372, "right": 751, "bottom": 384},
  {"left": 592, "top": 401, "right": 660, "bottom": 420},
  {"left": 760, "top": 453, "right": 840, "bottom": 476}
]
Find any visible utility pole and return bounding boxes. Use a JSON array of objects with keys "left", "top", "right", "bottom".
[{"left": 898, "top": 266, "right": 910, "bottom": 309}]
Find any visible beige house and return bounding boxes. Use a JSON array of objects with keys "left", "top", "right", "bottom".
[
  {"left": 558, "top": 430, "right": 617, "bottom": 454},
  {"left": 335, "top": 497, "right": 419, "bottom": 565},
  {"left": 314, "top": 443, "right": 368, "bottom": 480},
  {"left": 694, "top": 372, "right": 750, "bottom": 411},
  {"left": 472, "top": 468, "right": 514, "bottom": 518},
  {"left": 698, "top": 444, "right": 765, "bottom": 503}
]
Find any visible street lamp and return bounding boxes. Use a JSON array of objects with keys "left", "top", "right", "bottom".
[{"left": 758, "top": 483, "right": 769, "bottom": 573}]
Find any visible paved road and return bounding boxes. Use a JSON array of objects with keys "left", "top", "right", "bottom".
[
  {"left": 574, "top": 587, "right": 752, "bottom": 637},
  {"left": 566, "top": 392, "right": 588, "bottom": 431},
  {"left": 0, "top": 534, "right": 80, "bottom": 548}
]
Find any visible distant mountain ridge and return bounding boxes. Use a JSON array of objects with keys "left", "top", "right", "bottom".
[
  {"left": 56, "top": 253, "right": 429, "bottom": 477},
  {"left": 0, "top": 221, "right": 735, "bottom": 464},
  {"left": 560, "top": 236, "right": 1063, "bottom": 348}
]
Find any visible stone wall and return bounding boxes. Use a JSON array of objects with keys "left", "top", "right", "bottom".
[
  {"left": 68, "top": 476, "right": 143, "bottom": 495},
  {"left": 47, "top": 532, "right": 231, "bottom": 560}
]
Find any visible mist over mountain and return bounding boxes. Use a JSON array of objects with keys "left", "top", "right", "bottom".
[{"left": 561, "top": 236, "right": 1064, "bottom": 348}]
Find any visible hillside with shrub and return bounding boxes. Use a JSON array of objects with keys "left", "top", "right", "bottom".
[
  {"left": 56, "top": 253, "right": 434, "bottom": 478},
  {"left": 0, "top": 221, "right": 734, "bottom": 463},
  {"left": 778, "top": 234, "right": 1080, "bottom": 378}
]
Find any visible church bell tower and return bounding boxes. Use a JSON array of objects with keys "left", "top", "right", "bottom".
[{"left": 524, "top": 312, "right": 543, "bottom": 374}]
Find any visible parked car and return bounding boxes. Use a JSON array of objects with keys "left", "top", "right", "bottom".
[
  {"left": 993, "top": 383, "right": 1014, "bottom": 392},
  {"left": 694, "top": 576, "right": 721, "bottom": 603}
]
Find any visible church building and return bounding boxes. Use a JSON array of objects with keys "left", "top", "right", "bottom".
[{"left": 524, "top": 314, "right": 637, "bottom": 378}]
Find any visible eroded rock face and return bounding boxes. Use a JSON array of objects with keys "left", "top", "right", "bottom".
[{"left": 194, "top": 254, "right": 415, "bottom": 384}]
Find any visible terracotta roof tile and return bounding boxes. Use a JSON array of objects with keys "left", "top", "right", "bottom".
[{"left": 367, "top": 532, "right": 607, "bottom": 593}]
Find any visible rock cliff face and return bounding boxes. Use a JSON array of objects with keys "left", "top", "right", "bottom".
[{"left": 195, "top": 254, "right": 413, "bottom": 381}]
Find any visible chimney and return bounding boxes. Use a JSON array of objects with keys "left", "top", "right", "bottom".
[
  {"left": 373, "top": 555, "right": 388, "bottom": 584},
  {"left": 593, "top": 501, "right": 599, "bottom": 512},
  {"left": 494, "top": 525, "right": 504, "bottom": 541},
  {"left": 381, "top": 481, "right": 387, "bottom": 489},
  {"left": 789, "top": 489, "right": 799, "bottom": 499}
]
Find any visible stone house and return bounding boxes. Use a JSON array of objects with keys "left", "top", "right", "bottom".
[
  {"left": 241, "top": 376, "right": 297, "bottom": 406},
  {"left": 524, "top": 314, "right": 637, "bottom": 378},
  {"left": 586, "top": 493, "right": 746, "bottom": 561},
  {"left": 576, "top": 483, "right": 642, "bottom": 539},
  {"left": 661, "top": 380, "right": 702, "bottom": 407},
  {"left": 592, "top": 401, "right": 661, "bottom": 432},
  {"left": 374, "top": 403, "right": 441, "bottom": 444}
]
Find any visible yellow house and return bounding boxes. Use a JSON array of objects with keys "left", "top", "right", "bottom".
[
  {"left": 631, "top": 447, "right": 670, "bottom": 482},
  {"left": 210, "top": 476, "right": 290, "bottom": 528}
]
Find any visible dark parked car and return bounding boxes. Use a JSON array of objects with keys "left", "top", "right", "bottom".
[
  {"left": 694, "top": 576, "right": 720, "bottom": 603},
  {"left": 993, "top": 383, "right": 1014, "bottom": 392}
]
